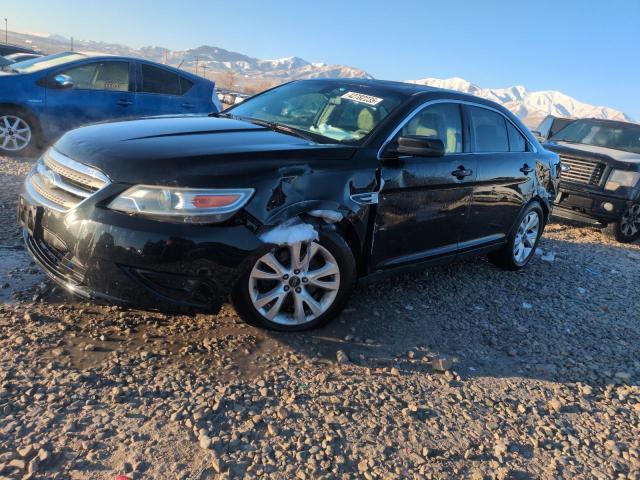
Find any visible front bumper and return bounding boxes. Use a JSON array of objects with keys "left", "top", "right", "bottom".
[
  {"left": 18, "top": 185, "right": 264, "bottom": 313},
  {"left": 552, "top": 184, "right": 634, "bottom": 225}
]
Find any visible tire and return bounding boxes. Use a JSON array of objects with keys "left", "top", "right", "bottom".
[
  {"left": 0, "top": 108, "right": 41, "bottom": 157},
  {"left": 606, "top": 204, "right": 640, "bottom": 243},
  {"left": 489, "top": 202, "right": 545, "bottom": 271},
  {"left": 231, "top": 230, "right": 357, "bottom": 331}
]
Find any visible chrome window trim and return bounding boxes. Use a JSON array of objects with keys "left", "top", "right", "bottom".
[{"left": 377, "top": 99, "right": 537, "bottom": 160}]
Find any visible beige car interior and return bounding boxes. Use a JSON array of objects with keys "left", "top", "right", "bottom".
[{"left": 402, "top": 111, "right": 461, "bottom": 153}]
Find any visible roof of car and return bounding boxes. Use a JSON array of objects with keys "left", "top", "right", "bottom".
[
  {"left": 573, "top": 117, "right": 639, "bottom": 128},
  {"left": 298, "top": 77, "right": 442, "bottom": 95},
  {"left": 293, "top": 77, "right": 513, "bottom": 111}
]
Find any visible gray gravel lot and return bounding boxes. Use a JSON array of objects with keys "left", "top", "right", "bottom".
[{"left": 1, "top": 155, "right": 639, "bottom": 480}]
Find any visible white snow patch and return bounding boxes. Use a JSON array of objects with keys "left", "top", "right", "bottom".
[
  {"left": 259, "top": 218, "right": 318, "bottom": 246},
  {"left": 308, "top": 210, "right": 343, "bottom": 224}
]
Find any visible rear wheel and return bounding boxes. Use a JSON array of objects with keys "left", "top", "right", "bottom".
[
  {"left": 231, "top": 231, "right": 356, "bottom": 331},
  {"left": 606, "top": 203, "right": 640, "bottom": 243},
  {"left": 0, "top": 109, "right": 41, "bottom": 157},
  {"left": 489, "top": 202, "right": 545, "bottom": 271}
]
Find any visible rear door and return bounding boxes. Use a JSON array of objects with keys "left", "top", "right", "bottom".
[
  {"left": 135, "top": 63, "right": 199, "bottom": 117},
  {"left": 44, "top": 60, "right": 135, "bottom": 137},
  {"left": 371, "top": 102, "right": 477, "bottom": 268},
  {"left": 461, "top": 105, "right": 535, "bottom": 247}
]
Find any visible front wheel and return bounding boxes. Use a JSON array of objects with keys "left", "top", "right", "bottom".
[
  {"left": 606, "top": 203, "right": 640, "bottom": 243},
  {"left": 489, "top": 202, "right": 545, "bottom": 271},
  {"left": 231, "top": 231, "right": 357, "bottom": 331},
  {"left": 0, "top": 110, "right": 40, "bottom": 157}
]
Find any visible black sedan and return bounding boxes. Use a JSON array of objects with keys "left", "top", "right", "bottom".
[{"left": 19, "top": 79, "right": 560, "bottom": 330}]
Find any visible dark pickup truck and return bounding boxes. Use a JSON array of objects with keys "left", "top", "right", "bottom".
[{"left": 545, "top": 118, "right": 640, "bottom": 242}]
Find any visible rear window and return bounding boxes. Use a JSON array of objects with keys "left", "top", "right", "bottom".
[
  {"left": 141, "top": 64, "right": 192, "bottom": 95},
  {"left": 506, "top": 122, "right": 527, "bottom": 152},
  {"left": 468, "top": 106, "right": 509, "bottom": 153}
]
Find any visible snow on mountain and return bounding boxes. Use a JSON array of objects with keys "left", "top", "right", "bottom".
[
  {"left": 407, "top": 77, "right": 633, "bottom": 127},
  {"left": 7, "top": 30, "right": 371, "bottom": 85}
]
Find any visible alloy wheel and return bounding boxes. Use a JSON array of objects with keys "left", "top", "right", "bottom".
[
  {"left": 620, "top": 204, "right": 640, "bottom": 238},
  {"left": 513, "top": 211, "right": 540, "bottom": 265},
  {"left": 0, "top": 115, "right": 32, "bottom": 152},
  {"left": 249, "top": 241, "right": 340, "bottom": 326}
]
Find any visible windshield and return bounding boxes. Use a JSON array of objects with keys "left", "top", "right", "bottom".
[
  {"left": 550, "top": 119, "right": 640, "bottom": 154},
  {"left": 227, "top": 81, "right": 406, "bottom": 144},
  {"left": 11, "top": 52, "right": 85, "bottom": 74}
]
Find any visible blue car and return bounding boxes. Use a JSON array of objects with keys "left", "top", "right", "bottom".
[{"left": 0, "top": 52, "right": 222, "bottom": 156}]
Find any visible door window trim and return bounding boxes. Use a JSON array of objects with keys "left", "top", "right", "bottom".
[{"left": 377, "top": 99, "right": 537, "bottom": 159}]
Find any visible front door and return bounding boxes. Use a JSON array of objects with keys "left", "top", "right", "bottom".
[
  {"left": 371, "top": 102, "right": 477, "bottom": 269},
  {"left": 44, "top": 60, "right": 135, "bottom": 138}
]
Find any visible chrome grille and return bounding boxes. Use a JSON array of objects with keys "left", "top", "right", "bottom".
[
  {"left": 26, "top": 149, "right": 110, "bottom": 212},
  {"left": 560, "top": 156, "right": 605, "bottom": 186}
]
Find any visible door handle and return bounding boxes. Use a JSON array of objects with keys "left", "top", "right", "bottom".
[
  {"left": 520, "top": 164, "right": 534, "bottom": 174},
  {"left": 181, "top": 102, "right": 194, "bottom": 108},
  {"left": 451, "top": 166, "right": 473, "bottom": 179},
  {"left": 117, "top": 99, "right": 133, "bottom": 106}
]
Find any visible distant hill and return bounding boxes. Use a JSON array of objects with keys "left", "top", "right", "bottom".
[
  {"left": 406, "top": 77, "right": 633, "bottom": 127},
  {"left": 7, "top": 30, "right": 372, "bottom": 91},
  {"left": 8, "top": 29, "right": 633, "bottom": 125}
]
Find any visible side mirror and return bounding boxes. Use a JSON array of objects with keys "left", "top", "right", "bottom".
[
  {"left": 53, "top": 74, "right": 74, "bottom": 89},
  {"left": 397, "top": 136, "right": 445, "bottom": 157}
]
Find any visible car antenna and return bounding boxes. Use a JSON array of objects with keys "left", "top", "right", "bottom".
[{"left": 177, "top": 59, "right": 184, "bottom": 70}]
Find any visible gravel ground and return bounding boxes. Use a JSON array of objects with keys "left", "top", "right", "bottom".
[{"left": 1, "top": 155, "right": 639, "bottom": 480}]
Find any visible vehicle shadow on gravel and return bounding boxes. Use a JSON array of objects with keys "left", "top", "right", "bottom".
[
  {"left": 17, "top": 226, "right": 640, "bottom": 390},
  {"left": 261, "top": 233, "right": 640, "bottom": 388}
]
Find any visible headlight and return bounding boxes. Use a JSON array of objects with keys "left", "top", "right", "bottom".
[
  {"left": 108, "top": 186, "right": 254, "bottom": 223},
  {"left": 604, "top": 170, "right": 640, "bottom": 191}
]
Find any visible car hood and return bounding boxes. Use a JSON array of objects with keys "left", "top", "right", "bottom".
[
  {"left": 545, "top": 141, "right": 640, "bottom": 166},
  {"left": 53, "top": 116, "right": 357, "bottom": 186}
]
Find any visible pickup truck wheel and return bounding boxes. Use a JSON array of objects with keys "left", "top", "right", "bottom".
[
  {"left": 0, "top": 109, "right": 40, "bottom": 157},
  {"left": 606, "top": 204, "right": 640, "bottom": 243},
  {"left": 231, "top": 231, "right": 356, "bottom": 331},
  {"left": 489, "top": 202, "right": 545, "bottom": 271}
]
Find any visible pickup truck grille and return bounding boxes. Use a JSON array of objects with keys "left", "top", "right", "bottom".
[
  {"left": 27, "top": 149, "right": 110, "bottom": 212},
  {"left": 559, "top": 156, "right": 605, "bottom": 186}
]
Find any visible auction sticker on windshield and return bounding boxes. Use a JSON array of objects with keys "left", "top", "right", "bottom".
[{"left": 341, "top": 91, "right": 383, "bottom": 106}]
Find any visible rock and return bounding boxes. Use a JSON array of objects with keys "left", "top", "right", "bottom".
[
  {"left": 211, "top": 453, "right": 223, "bottom": 474},
  {"left": 8, "top": 458, "right": 26, "bottom": 470},
  {"left": 336, "top": 350, "right": 350, "bottom": 364},
  {"left": 494, "top": 439, "right": 508, "bottom": 458},
  {"left": 199, "top": 435, "right": 212, "bottom": 450},
  {"left": 432, "top": 355, "right": 453, "bottom": 372},
  {"left": 276, "top": 407, "right": 289, "bottom": 420},
  {"left": 547, "top": 398, "right": 563, "bottom": 413},
  {"left": 84, "top": 344, "right": 96, "bottom": 352},
  {"left": 614, "top": 371, "right": 631, "bottom": 382}
]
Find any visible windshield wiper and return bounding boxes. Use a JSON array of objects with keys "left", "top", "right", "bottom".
[{"left": 237, "top": 116, "right": 316, "bottom": 142}]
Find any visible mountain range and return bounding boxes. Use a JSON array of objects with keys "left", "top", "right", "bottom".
[
  {"left": 406, "top": 77, "right": 633, "bottom": 127},
  {"left": 10, "top": 29, "right": 634, "bottom": 126}
]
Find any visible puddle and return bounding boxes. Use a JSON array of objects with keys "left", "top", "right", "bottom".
[{"left": 0, "top": 246, "right": 45, "bottom": 303}]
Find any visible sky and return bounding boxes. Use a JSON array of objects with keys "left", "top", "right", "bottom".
[{"left": 2, "top": 0, "right": 640, "bottom": 118}]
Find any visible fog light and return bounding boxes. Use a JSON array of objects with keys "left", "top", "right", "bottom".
[{"left": 602, "top": 202, "right": 614, "bottom": 212}]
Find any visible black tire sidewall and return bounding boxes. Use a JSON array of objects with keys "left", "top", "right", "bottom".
[
  {"left": 231, "top": 230, "right": 357, "bottom": 331},
  {"left": 609, "top": 206, "right": 640, "bottom": 243},
  {"left": 0, "top": 108, "right": 40, "bottom": 157}
]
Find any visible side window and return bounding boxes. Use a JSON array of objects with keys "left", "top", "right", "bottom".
[
  {"left": 400, "top": 103, "right": 463, "bottom": 154},
  {"left": 468, "top": 106, "right": 509, "bottom": 153},
  {"left": 141, "top": 64, "right": 181, "bottom": 95},
  {"left": 506, "top": 121, "right": 527, "bottom": 152},
  {"left": 61, "top": 62, "right": 130, "bottom": 91},
  {"left": 179, "top": 77, "right": 194, "bottom": 95}
]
